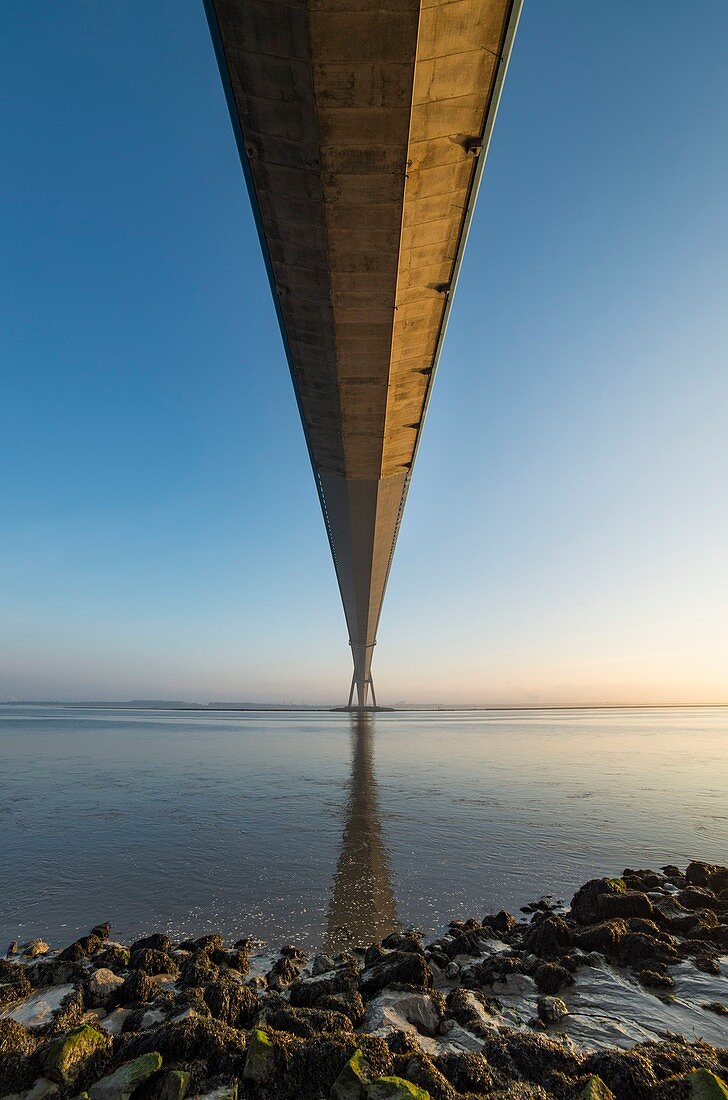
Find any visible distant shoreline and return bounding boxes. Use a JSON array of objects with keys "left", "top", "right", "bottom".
[{"left": 1, "top": 701, "right": 727, "bottom": 712}]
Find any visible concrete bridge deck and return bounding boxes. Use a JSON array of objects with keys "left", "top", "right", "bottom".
[{"left": 204, "top": 0, "right": 522, "bottom": 706}]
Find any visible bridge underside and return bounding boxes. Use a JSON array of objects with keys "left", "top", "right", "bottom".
[{"left": 205, "top": 0, "right": 520, "bottom": 706}]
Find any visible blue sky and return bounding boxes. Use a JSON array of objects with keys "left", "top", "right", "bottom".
[{"left": 2, "top": 1, "right": 727, "bottom": 705}]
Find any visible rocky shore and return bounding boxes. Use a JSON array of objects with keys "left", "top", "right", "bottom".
[{"left": 1, "top": 861, "right": 727, "bottom": 1100}]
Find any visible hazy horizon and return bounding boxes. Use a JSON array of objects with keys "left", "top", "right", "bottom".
[{"left": 3, "top": 0, "right": 728, "bottom": 706}]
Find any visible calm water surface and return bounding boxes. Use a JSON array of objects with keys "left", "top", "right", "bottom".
[{"left": 1, "top": 706, "right": 726, "bottom": 950}]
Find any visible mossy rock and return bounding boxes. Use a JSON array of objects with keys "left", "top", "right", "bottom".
[
  {"left": 160, "top": 1069, "right": 191, "bottom": 1100},
  {"left": 88, "top": 1052, "right": 162, "bottom": 1100},
  {"left": 688, "top": 1069, "right": 728, "bottom": 1099},
  {"left": 243, "top": 1029, "right": 275, "bottom": 1084},
  {"left": 366, "top": 1077, "right": 430, "bottom": 1100},
  {"left": 40, "top": 1026, "right": 110, "bottom": 1084},
  {"left": 332, "top": 1048, "right": 371, "bottom": 1100},
  {"left": 579, "top": 1076, "right": 615, "bottom": 1099}
]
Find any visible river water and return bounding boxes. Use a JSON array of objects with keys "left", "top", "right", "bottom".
[{"left": 1, "top": 705, "right": 726, "bottom": 950}]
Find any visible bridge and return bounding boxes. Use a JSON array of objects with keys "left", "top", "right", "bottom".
[{"left": 204, "top": 0, "right": 522, "bottom": 707}]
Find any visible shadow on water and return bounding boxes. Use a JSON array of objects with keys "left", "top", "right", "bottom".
[{"left": 323, "top": 713, "right": 399, "bottom": 954}]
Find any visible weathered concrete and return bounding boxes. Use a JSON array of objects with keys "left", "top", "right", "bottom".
[{"left": 204, "top": 0, "right": 521, "bottom": 704}]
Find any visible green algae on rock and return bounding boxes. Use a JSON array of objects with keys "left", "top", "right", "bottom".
[
  {"left": 366, "top": 1076, "right": 430, "bottom": 1100},
  {"left": 579, "top": 1076, "right": 615, "bottom": 1099},
  {"left": 40, "top": 1025, "right": 110, "bottom": 1084},
  {"left": 159, "top": 1069, "right": 191, "bottom": 1100},
  {"left": 688, "top": 1068, "right": 728, "bottom": 1099},
  {"left": 243, "top": 1029, "right": 275, "bottom": 1084},
  {"left": 88, "top": 1052, "right": 162, "bottom": 1100},
  {"left": 331, "top": 1048, "right": 372, "bottom": 1100}
]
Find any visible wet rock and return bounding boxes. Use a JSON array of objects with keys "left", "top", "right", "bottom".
[
  {"left": 445, "top": 989, "right": 498, "bottom": 1037},
  {"left": 701, "top": 1001, "right": 728, "bottom": 1016},
  {"left": 533, "top": 962, "right": 574, "bottom": 994},
  {"left": 331, "top": 1047, "right": 371, "bottom": 1100},
  {"left": 585, "top": 1049, "right": 658, "bottom": 1099},
  {"left": 361, "top": 954, "right": 433, "bottom": 999},
  {"left": 267, "top": 1003, "right": 353, "bottom": 1038},
  {"left": 482, "top": 911, "right": 516, "bottom": 938},
  {"left": 96, "top": 946, "right": 130, "bottom": 974},
  {"left": 578, "top": 1076, "right": 615, "bottom": 1099},
  {"left": 434, "top": 1052, "right": 493, "bottom": 1096},
  {"left": 118, "top": 1016, "right": 247, "bottom": 1074},
  {"left": 91, "top": 924, "right": 111, "bottom": 941},
  {"left": 289, "top": 963, "right": 361, "bottom": 1008},
  {"left": 367, "top": 1076, "right": 430, "bottom": 1100},
  {"left": 48, "top": 988, "right": 87, "bottom": 1035},
  {"left": 398, "top": 1055, "right": 454, "bottom": 1100},
  {"left": 86, "top": 968, "right": 125, "bottom": 1009},
  {"left": 129, "top": 948, "right": 178, "bottom": 976},
  {"left": 536, "top": 996, "right": 568, "bottom": 1025},
  {"left": 0, "top": 963, "right": 33, "bottom": 1007},
  {"left": 243, "top": 1028, "right": 275, "bottom": 1084},
  {"left": 88, "top": 1051, "right": 162, "bottom": 1100},
  {"left": 695, "top": 954, "right": 721, "bottom": 975},
  {"left": 680, "top": 886, "right": 719, "bottom": 911},
  {"left": 22, "top": 940, "right": 50, "bottom": 958},
  {"left": 131, "top": 933, "right": 171, "bottom": 955},
  {"left": 615, "top": 932, "right": 678, "bottom": 969},
  {"left": 203, "top": 981, "right": 258, "bottom": 1027},
  {"left": 58, "top": 934, "right": 103, "bottom": 962},
  {"left": 364, "top": 991, "right": 441, "bottom": 1037},
  {"left": 687, "top": 1068, "right": 728, "bottom": 1097},
  {"left": 160, "top": 1068, "right": 191, "bottom": 1100},
  {"left": 637, "top": 968, "right": 675, "bottom": 990},
  {"left": 312, "top": 953, "right": 336, "bottom": 976},
  {"left": 317, "top": 991, "right": 366, "bottom": 1026},
  {"left": 523, "top": 915, "right": 573, "bottom": 958},
  {"left": 220, "top": 949, "right": 248, "bottom": 975},
  {"left": 180, "top": 935, "right": 224, "bottom": 955},
  {"left": 686, "top": 862, "right": 721, "bottom": 888},
  {"left": 570, "top": 879, "right": 629, "bottom": 924},
  {"left": 6, "top": 940, "right": 19, "bottom": 957},
  {"left": 267, "top": 955, "right": 300, "bottom": 991},
  {"left": 39, "top": 1024, "right": 111, "bottom": 1084},
  {"left": 179, "top": 953, "right": 219, "bottom": 989},
  {"left": 117, "top": 970, "right": 157, "bottom": 1005}
]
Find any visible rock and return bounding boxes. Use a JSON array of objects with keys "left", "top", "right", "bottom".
[
  {"left": 190, "top": 1085, "right": 237, "bottom": 1100},
  {"left": 118, "top": 1016, "right": 246, "bottom": 1070},
  {"left": 433, "top": 1052, "right": 492, "bottom": 1096},
  {"left": 579, "top": 1076, "right": 615, "bottom": 1099},
  {"left": 534, "top": 962, "right": 573, "bottom": 994},
  {"left": 159, "top": 1069, "right": 191, "bottom": 1100},
  {"left": 585, "top": 1050, "right": 657, "bottom": 1098},
  {"left": 40, "top": 1025, "right": 111, "bottom": 1084},
  {"left": 636, "top": 968, "right": 674, "bottom": 990},
  {"left": 366, "top": 1076, "right": 430, "bottom": 1100},
  {"left": 360, "top": 953, "right": 433, "bottom": 999},
  {"left": 702, "top": 1002, "right": 728, "bottom": 1016},
  {"left": 687, "top": 1069, "right": 728, "bottom": 1098},
  {"left": 266, "top": 955, "right": 300, "bottom": 991},
  {"left": 570, "top": 879, "right": 628, "bottom": 924},
  {"left": 575, "top": 921, "right": 627, "bottom": 954},
  {"left": 23, "top": 940, "right": 50, "bottom": 958},
  {"left": 680, "top": 887, "right": 718, "bottom": 911},
  {"left": 317, "top": 991, "right": 366, "bottom": 1026},
  {"left": 289, "top": 963, "right": 361, "bottom": 1008},
  {"left": 128, "top": 948, "right": 178, "bottom": 976},
  {"left": 7, "top": 941, "right": 19, "bottom": 956},
  {"left": 96, "top": 946, "right": 131, "bottom": 973},
  {"left": 203, "top": 981, "right": 258, "bottom": 1027},
  {"left": 0, "top": 1018, "right": 37, "bottom": 1057},
  {"left": 615, "top": 932, "right": 678, "bottom": 968},
  {"left": 313, "top": 953, "right": 336, "bottom": 976},
  {"left": 536, "top": 996, "right": 568, "bottom": 1025},
  {"left": 331, "top": 1048, "right": 372, "bottom": 1100},
  {"left": 20, "top": 1077, "right": 60, "bottom": 1100},
  {"left": 523, "top": 915, "right": 573, "bottom": 958},
  {"left": 91, "top": 924, "right": 111, "bottom": 941},
  {"left": 243, "top": 1028, "right": 275, "bottom": 1084},
  {"left": 444, "top": 963, "right": 459, "bottom": 980},
  {"left": 86, "top": 968, "right": 125, "bottom": 1008},
  {"left": 482, "top": 911, "right": 517, "bottom": 938},
  {"left": 695, "top": 954, "right": 721, "bottom": 975},
  {"left": 179, "top": 953, "right": 218, "bottom": 989},
  {"left": 58, "top": 934, "right": 103, "bottom": 962},
  {"left": 364, "top": 992, "right": 441, "bottom": 1037},
  {"left": 131, "top": 934, "right": 171, "bottom": 955},
  {"left": 686, "top": 862, "right": 720, "bottom": 888},
  {"left": 88, "top": 1052, "right": 162, "bottom": 1100},
  {"left": 117, "top": 970, "right": 157, "bottom": 1005}
]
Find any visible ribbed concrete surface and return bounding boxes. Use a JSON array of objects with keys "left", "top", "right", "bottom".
[{"left": 205, "top": 0, "right": 519, "bottom": 704}]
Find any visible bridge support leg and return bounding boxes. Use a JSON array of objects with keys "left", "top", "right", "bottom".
[{"left": 347, "top": 672, "right": 356, "bottom": 710}]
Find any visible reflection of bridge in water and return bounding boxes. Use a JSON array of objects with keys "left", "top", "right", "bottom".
[
  {"left": 204, "top": 0, "right": 522, "bottom": 707},
  {"left": 324, "top": 714, "right": 399, "bottom": 953}
]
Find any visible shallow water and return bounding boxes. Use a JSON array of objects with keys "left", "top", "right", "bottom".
[{"left": 1, "top": 705, "right": 726, "bottom": 950}]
